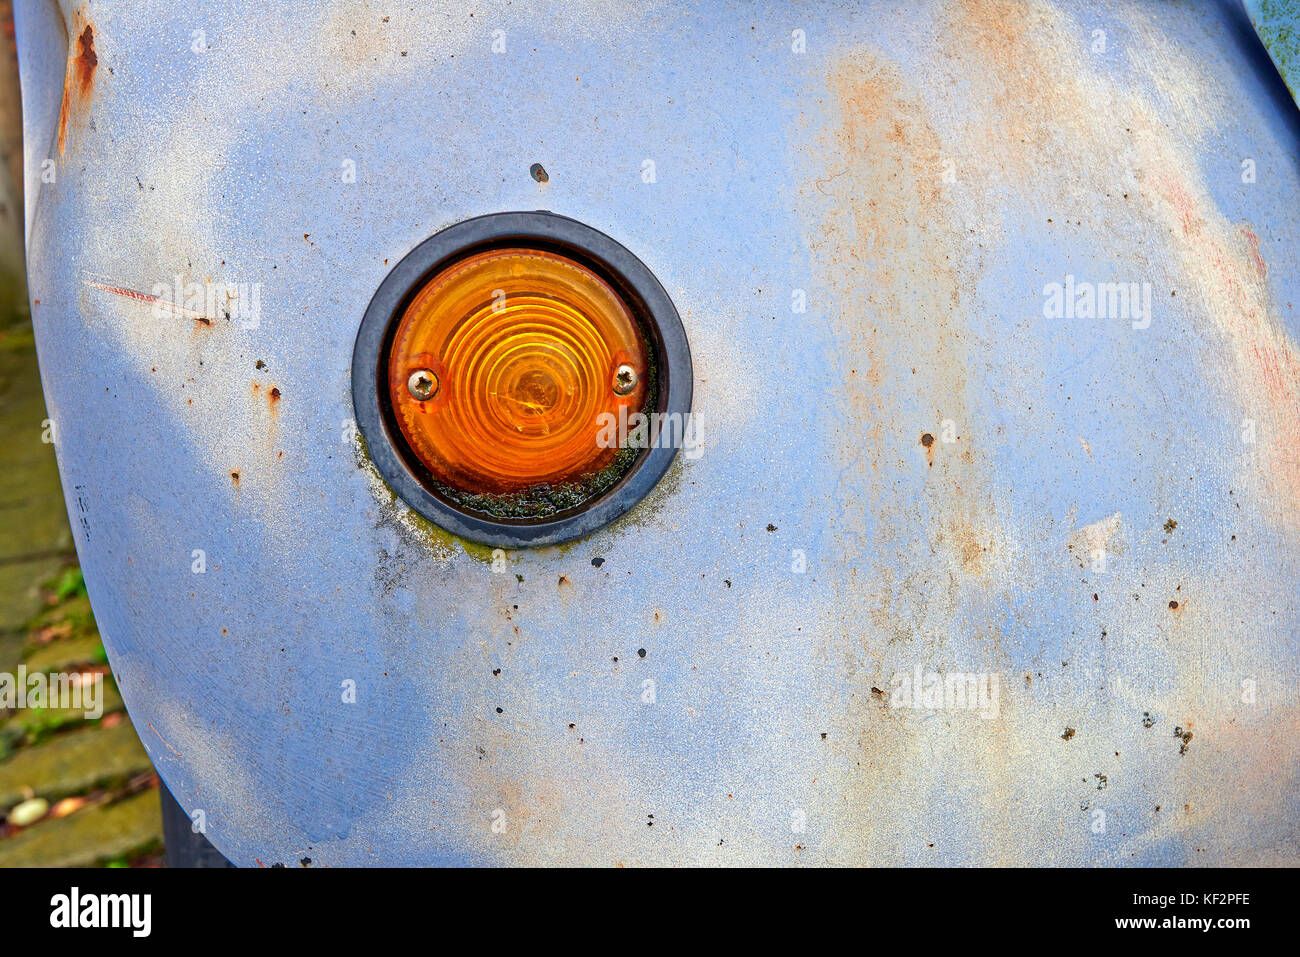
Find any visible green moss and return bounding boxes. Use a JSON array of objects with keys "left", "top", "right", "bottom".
[
  {"left": 0, "top": 325, "right": 35, "bottom": 352},
  {"left": 394, "top": 497, "right": 501, "bottom": 563},
  {"left": 0, "top": 719, "right": 153, "bottom": 809},
  {"left": 432, "top": 444, "right": 639, "bottom": 520},
  {"left": 1251, "top": 0, "right": 1300, "bottom": 103},
  {"left": 354, "top": 432, "right": 498, "bottom": 563},
  {"left": 0, "top": 268, "right": 32, "bottom": 341},
  {"left": 22, "top": 634, "right": 106, "bottom": 672},
  {"left": 1, "top": 679, "right": 125, "bottom": 751},
  {"left": 52, "top": 568, "right": 86, "bottom": 602},
  {"left": 25, "top": 591, "right": 99, "bottom": 647}
]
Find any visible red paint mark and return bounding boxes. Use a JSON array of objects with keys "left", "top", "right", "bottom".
[
  {"left": 1241, "top": 226, "right": 1267, "bottom": 279},
  {"left": 85, "top": 279, "right": 212, "bottom": 324},
  {"left": 1252, "top": 341, "right": 1300, "bottom": 405},
  {"left": 1161, "top": 175, "right": 1199, "bottom": 237},
  {"left": 1155, "top": 173, "right": 1300, "bottom": 521}
]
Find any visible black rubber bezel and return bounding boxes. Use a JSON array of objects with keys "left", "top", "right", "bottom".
[{"left": 351, "top": 211, "right": 693, "bottom": 549}]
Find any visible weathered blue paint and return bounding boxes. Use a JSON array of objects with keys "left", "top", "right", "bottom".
[{"left": 14, "top": 0, "right": 1300, "bottom": 865}]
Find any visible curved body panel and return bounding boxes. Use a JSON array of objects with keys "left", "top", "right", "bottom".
[{"left": 15, "top": 0, "right": 1300, "bottom": 865}]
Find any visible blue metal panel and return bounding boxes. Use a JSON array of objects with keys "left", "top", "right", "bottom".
[{"left": 14, "top": 0, "right": 1300, "bottom": 865}]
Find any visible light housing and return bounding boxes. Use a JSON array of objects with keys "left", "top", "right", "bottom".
[{"left": 352, "top": 212, "right": 692, "bottom": 548}]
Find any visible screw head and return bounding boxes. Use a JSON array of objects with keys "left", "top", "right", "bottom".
[
  {"left": 613, "top": 364, "right": 638, "bottom": 396},
  {"left": 407, "top": 369, "right": 439, "bottom": 401}
]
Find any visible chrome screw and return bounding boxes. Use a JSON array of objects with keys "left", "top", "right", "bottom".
[
  {"left": 613, "top": 364, "right": 638, "bottom": 396},
  {"left": 408, "top": 369, "right": 439, "bottom": 401}
]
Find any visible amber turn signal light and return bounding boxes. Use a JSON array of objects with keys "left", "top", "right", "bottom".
[
  {"left": 387, "top": 247, "right": 650, "bottom": 499},
  {"left": 354, "top": 212, "right": 691, "bottom": 548}
]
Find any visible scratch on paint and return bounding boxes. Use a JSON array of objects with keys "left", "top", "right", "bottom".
[
  {"left": 85, "top": 279, "right": 213, "bottom": 325},
  {"left": 147, "top": 721, "right": 184, "bottom": 758}
]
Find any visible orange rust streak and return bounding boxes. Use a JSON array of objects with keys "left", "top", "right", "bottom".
[
  {"left": 57, "top": 19, "right": 97, "bottom": 156},
  {"left": 73, "top": 25, "right": 97, "bottom": 91},
  {"left": 147, "top": 721, "right": 183, "bottom": 758}
]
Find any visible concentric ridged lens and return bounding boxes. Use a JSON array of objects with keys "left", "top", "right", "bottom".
[{"left": 387, "top": 247, "right": 649, "bottom": 498}]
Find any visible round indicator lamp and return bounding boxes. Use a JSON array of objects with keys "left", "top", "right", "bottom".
[
  {"left": 387, "top": 247, "right": 649, "bottom": 499},
  {"left": 353, "top": 212, "right": 692, "bottom": 548}
]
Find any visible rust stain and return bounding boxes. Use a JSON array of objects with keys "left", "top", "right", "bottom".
[
  {"left": 946, "top": 0, "right": 1300, "bottom": 530},
  {"left": 809, "top": 52, "right": 1002, "bottom": 617},
  {"left": 798, "top": 50, "right": 1017, "bottom": 861},
  {"left": 254, "top": 382, "right": 281, "bottom": 414},
  {"left": 147, "top": 721, "right": 183, "bottom": 759},
  {"left": 445, "top": 723, "right": 572, "bottom": 859},
  {"left": 57, "top": 17, "right": 97, "bottom": 156},
  {"left": 790, "top": 0, "right": 1300, "bottom": 861}
]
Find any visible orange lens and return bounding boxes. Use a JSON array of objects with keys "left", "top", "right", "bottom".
[{"left": 387, "top": 247, "right": 650, "bottom": 507}]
